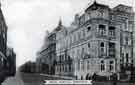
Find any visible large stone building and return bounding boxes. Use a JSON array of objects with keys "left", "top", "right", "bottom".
[{"left": 55, "top": 1, "right": 135, "bottom": 80}]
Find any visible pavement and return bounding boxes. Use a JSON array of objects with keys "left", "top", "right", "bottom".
[
  {"left": 2, "top": 71, "right": 24, "bottom": 85},
  {"left": 2, "top": 71, "right": 44, "bottom": 85}
]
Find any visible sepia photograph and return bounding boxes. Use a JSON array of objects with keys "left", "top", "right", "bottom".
[{"left": 0, "top": 0, "right": 135, "bottom": 85}]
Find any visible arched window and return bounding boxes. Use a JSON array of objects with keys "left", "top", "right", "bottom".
[
  {"left": 100, "top": 42, "right": 104, "bottom": 47},
  {"left": 126, "top": 53, "right": 129, "bottom": 64},
  {"left": 109, "top": 61, "right": 114, "bottom": 71},
  {"left": 101, "top": 60, "right": 105, "bottom": 71}
]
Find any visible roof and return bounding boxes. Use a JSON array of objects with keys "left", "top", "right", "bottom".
[
  {"left": 85, "top": 1, "right": 109, "bottom": 12},
  {"left": 113, "top": 4, "right": 133, "bottom": 13},
  {"left": 54, "top": 19, "right": 63, "bottom": 31}
]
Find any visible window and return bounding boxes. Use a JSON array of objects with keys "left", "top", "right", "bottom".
[
  {"left": 109, "top": 61, "right": 114, "bottom": 71},
  {"left": 109, "top": 26, "right": 115, "bottom": 37},
  {"left": 81, "top": 48, "right": 84, "bottom": 58},
  {"left": 65, "top": 65, "right": 67, "bottom": 72},
  {"left": 100, "top": 42, "right": 104, "bottom": 47},
  {"left": 100, "top": 42, "right": 105, "bottom": 56},
  {"left": 132, "top": 59, "right": 133, "bottom": 63},
  {"left": 74, "top": 34, "right": 76, "bottom": 42},
  {"left": 126, "top": 53, "right": 129, "bottom": 63},
  {"left": 109, "top": 42, "right": 115, "bottom": 57},
  {"left": 99, "top": 25, "right": 106, "bottom": 36},
  {"left": 83, "top": 30, "right": 85, "bottom": 38},
  {"left": 87, "top": 61, "right": 90, "bottom": 70},
  {"left": 63, "top": 55, "right": 65, "bottom": 61},
  {"left": 59, "top": 65, "right": 61, "bottom": 72},
  {"left": 69, "top": 64, "right": 72, "bottom": 72},
  {"left": 125, "top": 37, "right": 128, "bottom": 45},
  {"left": 78, "top": 62, "right": 80, "bottom": 70},
  {"left": 101, "top": 60, "right": 105, "bottom": 71},
  {"left": 121, "top": 53, "right": 124, "bottom": 64},
  {"left": 88, "top": 43, "right": 90, "bottom": 48},
  {"left": 81, "top": 61, "right": 84, "bottom": 70},
  {"left": 78, "top": 32, "right": 81, "bottom": 40},
  {"left": 87, "top": 26, "right": 91, "bottom": 32},
  {"left": 67, "top": 65, "right": 69, "bottom": 72},
  {"left": 68, "top": 56, "right": 70, "bottom": 60},
  {"left": 63, "top": 65, "right": 64, "bottom": 72},
  {"left": 56, "top": 66, "right": 58, "bottom": 72}
]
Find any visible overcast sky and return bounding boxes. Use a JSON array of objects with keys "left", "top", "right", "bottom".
[{"left": 0, "top": 0, "right": 134, "bottom": 67}]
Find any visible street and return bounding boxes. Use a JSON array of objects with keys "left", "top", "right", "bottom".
[{"left": 2, "top": 71, "right": 135, "bottom": 85}]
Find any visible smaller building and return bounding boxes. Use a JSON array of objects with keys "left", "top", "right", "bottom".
[
  {"left": 6, "top": 47, "right": 16, "bottom": 76},
  {"left": 19, "top": 61, "right": 37, "bottom": 73}
]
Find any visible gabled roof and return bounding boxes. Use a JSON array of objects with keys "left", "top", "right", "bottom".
[
  {"left": 113, "top": 4, "right": 133, "bottom": 13},
  {"left": 85, "top": 1, "right": 109, "bottom": 12}
]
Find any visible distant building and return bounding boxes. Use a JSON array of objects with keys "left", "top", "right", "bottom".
[
  {"left": 19, "top": 61, "right": 37, "bottom": 73},
  {"left": 55, "top": 20, "right": 74, "bottom": 77},
  {"left": 54, "top": 1, "right": 135, "bottom": 80},
  {"left": 36, "top": 30, "right": 57, "bottom": 75}
]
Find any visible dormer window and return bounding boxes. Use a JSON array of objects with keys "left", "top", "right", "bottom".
[{"left": 92, "top": 5, "right": 98, "bottom": 10}]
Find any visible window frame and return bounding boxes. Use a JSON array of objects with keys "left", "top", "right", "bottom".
[{"left": 98, "top": 24, "right": 106, "bottom": 36}]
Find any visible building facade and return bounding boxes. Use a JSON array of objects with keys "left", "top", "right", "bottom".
[
  {"left": 0, "top": 2, "right": 16, "bottom": 83},
  {"left": 55, "top": 1, "right": 135, "bottom": 80},
  {"left": 36, "top": 30, "right": 56, "bottom": 75}
]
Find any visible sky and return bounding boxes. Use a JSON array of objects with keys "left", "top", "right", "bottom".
[{"left": 0, "top": 0, "right": 134, "bottom": 67}]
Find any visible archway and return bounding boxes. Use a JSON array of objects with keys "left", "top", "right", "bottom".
[{"left": 86, "top": 73, "right": 91, "bottom": 80}]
